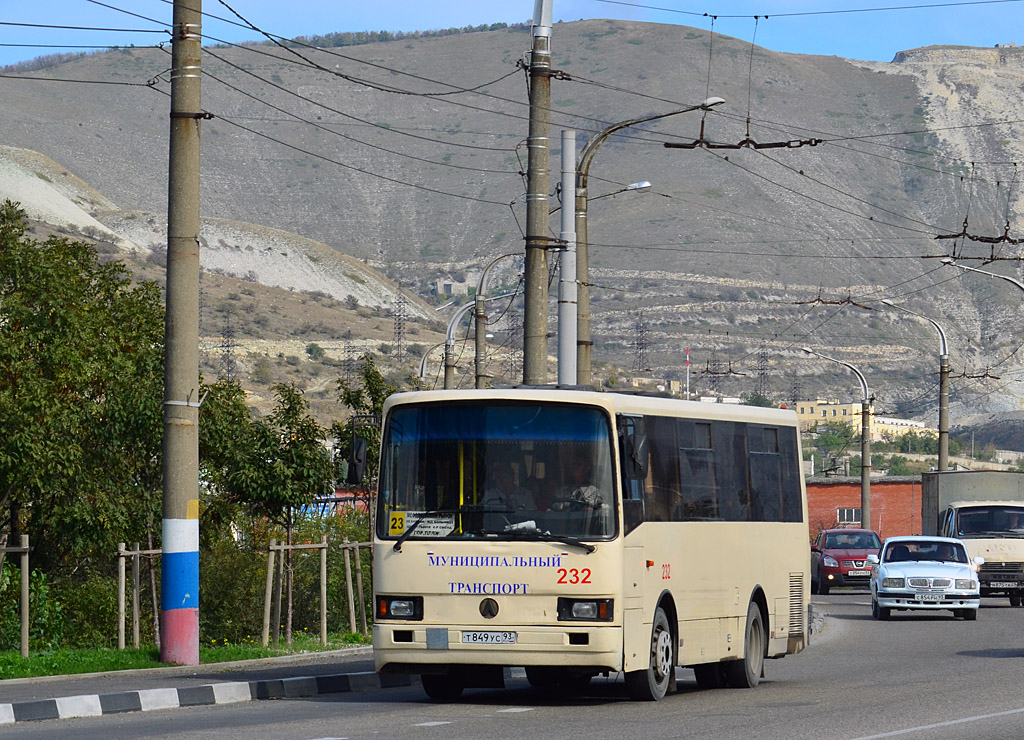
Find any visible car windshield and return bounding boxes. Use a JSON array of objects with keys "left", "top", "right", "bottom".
[
  {"left": 955, "top": 505, "right": 1024, "bottom": 538},
  {"left": 377, "top": 401, "right": 617, "bottom": 542},
  {"left": 883, "top": 541, "right": 967, "bottom": 564},
  {"left": 824, "top": 532, "right": 881, "bottom": 549}
]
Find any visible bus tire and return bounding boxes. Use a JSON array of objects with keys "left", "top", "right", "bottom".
[
  {"left": 625, "top": 606, "right": 673, "bottom": 701},
  {"left": 421, "top": 673, "right": 464, "bottom": 701},
  {"left": 693, "top": 663, "right": 727, "bottom": 690},
  {"left": 726, "top": 602, "right": 764, "bottom": 689}
]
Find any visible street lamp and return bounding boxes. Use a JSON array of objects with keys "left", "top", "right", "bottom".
[
  {"left": 575, "top": 97, "right": 725, "bottom": 386},
  {"left": 474, "top": 252, "right": 520, "bottom": 389},
  {"left": 802, "top": 347, "right": 873, "bottom": 531},
  {"left": 445, "top": 292, "right": 519, "bottom": 389},
  {"left": 941, "top": 257, "right": 1024, "bottom": 291},
  {"left": 880, "top": 299, "right": 950, "bottom": 471}
]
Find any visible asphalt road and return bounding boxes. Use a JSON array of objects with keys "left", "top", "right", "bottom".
[{"left": 5, "top": 592, "right": 1024, "bottom": 740}]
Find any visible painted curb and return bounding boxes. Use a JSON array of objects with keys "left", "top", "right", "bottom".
[{"left": 0, "top": 670, "right": 415, "bottom": 725}]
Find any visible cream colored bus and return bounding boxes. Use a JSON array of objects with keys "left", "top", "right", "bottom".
[{"left": 372, "top": 388, "right": 809, "bottom": 701}]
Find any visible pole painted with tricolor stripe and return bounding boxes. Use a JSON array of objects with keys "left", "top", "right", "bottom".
[{"left": 162, "top": 0, "right": 202, "bottom": 666}]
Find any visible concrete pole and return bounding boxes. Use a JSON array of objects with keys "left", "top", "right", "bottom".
[
  {"left": 161, "top": 0, "right": 203, "bottom": 666},
  {"left": 557, "top": 130, "right": 577, "bottom": 386},
  {"left": 522, "top": 0, "right": 552, "bottom": 385},
  {"left": 939, "top": 355, "right": 950, "bottom": 471}
]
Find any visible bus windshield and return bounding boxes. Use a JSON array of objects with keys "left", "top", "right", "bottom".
[{"left": 378, "top": 401, "right": 617, "bottom": 542}]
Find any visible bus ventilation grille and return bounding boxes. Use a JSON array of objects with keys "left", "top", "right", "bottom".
[{"left": 788, "top": 573, "right": 805, "bottom": 633}]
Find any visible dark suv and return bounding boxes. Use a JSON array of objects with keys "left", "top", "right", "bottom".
[{"left": 811, "top": 528, "right": 882, "bottom": 594}]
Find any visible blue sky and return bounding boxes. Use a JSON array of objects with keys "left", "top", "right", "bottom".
[{"left": 2, "top": 0, "right": 1022, "bottom": 68}]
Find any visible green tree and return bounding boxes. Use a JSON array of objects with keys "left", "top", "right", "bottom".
[
  {"left": 740, "top": 390, "right": 774, "bottom": 408},
  {"left": 333, "top": 356, "right": 398, "bottom": 489},
  {"left": 0, "top": 201, "right": 164, "bottom": 567},
  {"left": 213, "top": 382, "right": 334, "bottom": 521}
]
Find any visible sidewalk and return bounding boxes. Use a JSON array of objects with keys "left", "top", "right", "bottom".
[{"left": 0, "top": 646, "right": 416, "bottom": 725}]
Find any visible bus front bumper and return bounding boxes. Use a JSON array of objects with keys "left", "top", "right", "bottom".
[{"left": 373, "top": 623, "right": 623, "bottom": 673}]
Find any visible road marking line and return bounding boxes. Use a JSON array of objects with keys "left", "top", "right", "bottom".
[
  {"left": 414, "top": 721, "right": 452, "bottom": 726},
  {"left": 847, "top": 706, "right": 1024, "bottom": 739},
  {"left": 497, "top": 707, "right": 535, "bottom": 713}
]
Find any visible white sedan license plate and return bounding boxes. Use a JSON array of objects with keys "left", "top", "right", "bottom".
[
  {"left": 990, "top": 581, "right": 1017, "bottom": 588},
  {"left": 461, "top": 631, "right": 516, "bottom": 644},
  {"left": 916, "top": 593, "right": 943, "bottom": 602},
  {"left": 847, "top": 570, "right": 870, "bottom": 577}
]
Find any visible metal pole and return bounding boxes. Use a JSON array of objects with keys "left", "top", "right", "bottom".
[
  {"left": 939, "top": 355, "right": 950, "bottom": 471},
  {"left": 162, "top": 0, "right": 202, "bottom": 666},
  {"left": 861, "top": 399, "right": 872, "bottom": 531},
  {"left": 474, "top": 253, "right": 519, "bottom": 389},
  {"left": 558, "top": 130, "right": 577, "bottom": 385},
  {"left": 802, "top": 347, "right": 871, "bottom": 529},
  {"left": 574, "top": 99, "right": 723, "bottom": 386},
  {"left": 20, "top": 535, "right": 29, "bottom": 658},
  {"left": 523, "top": 0, "right": 552, "bottom": 385}
]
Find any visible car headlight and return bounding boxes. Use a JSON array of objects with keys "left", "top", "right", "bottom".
[
  {"left": 955, "top": 579, "right": 976, "bottom": 589},
  {"left": 882, "top": 577, "right": 905, "bottom": 588},
  {"left": 823, "top": 555, "right": 839, "bottom": 567}
]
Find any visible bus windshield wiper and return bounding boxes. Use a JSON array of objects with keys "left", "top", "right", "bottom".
[{"left": 500, "top": 522, "right": 596, "bottom": 553}]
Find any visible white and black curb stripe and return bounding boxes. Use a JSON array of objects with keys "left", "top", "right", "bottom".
[{"left": 0, "top": 671, "right": 415, "bottom": 724}]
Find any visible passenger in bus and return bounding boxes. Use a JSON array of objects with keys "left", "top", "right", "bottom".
[
  {"left": 482, "top": 462, "right": 535, "bottom": 511},
  {"left": 557, "top": 453, "right": 603, "bottom": 509}
]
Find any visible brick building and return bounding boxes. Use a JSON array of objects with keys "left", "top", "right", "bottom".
[{"left": 806, "top": 476, "right": 923, "bottom": 543}]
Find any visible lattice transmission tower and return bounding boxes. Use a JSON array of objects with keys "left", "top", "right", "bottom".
[{"left": 632, "top": 310, "right": 649, "bottom": 373}]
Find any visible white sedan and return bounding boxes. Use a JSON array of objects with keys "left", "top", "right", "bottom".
[{"left": 868, "top": 536, "right": 983, "bottom": 621}]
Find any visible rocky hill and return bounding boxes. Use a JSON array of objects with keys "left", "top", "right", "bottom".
[{"left": 3, "top": 20, "right": 1024, "bottom": 432}]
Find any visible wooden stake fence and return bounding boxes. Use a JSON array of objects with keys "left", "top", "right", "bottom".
[
  {"left": 261, "top": 537, "right": 371, "bottom": 646},
  {"left": 0, "top": 535, "right": 30, "bottom": 657},
  {"left": 116, "top": 542, "right": 162, "bottom": 650}
]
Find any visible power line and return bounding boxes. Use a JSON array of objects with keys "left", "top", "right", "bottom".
[{"left": 594, "top": 0, "right": 1024, "bottom": 19}]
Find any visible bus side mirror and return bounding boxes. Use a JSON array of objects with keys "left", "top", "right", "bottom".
[
  {"left": 623, "top": 433, "right": 649, "bottom": 481},
  {"left": 347, "top": 437, "right": 368, "bottom": 484}
]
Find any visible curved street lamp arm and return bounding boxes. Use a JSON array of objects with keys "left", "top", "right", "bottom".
[
  {"left": 576, "top": 98, "right": 725, "bottom": 187},
  {"left": 880, "top": 299, "right": 948, "bottom": 357},
  {"left": 801, "top": 347, "right": 870, "bottom": 401}
]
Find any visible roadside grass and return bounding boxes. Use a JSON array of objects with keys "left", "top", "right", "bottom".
[{"left": 0, "top": 631, "right": 370, "bottom": 680}]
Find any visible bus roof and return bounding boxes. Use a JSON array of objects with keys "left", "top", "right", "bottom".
[{"left": 383, "top": 388, "right": 799, "bottom": 426}]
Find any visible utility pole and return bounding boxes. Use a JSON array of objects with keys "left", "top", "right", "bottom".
[
  {"left": 522, "top": 0, "right": 553, "bottom": 385},
  {"left": 162, "top": 0, "right": 203, "bottom": 666}
]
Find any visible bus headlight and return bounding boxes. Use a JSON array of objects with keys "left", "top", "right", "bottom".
[
  {"left": 557, "top": 597, "right": 613, "bottom": 622},
  {"left": 376, "top": 595, "right": 423, "bottom": 620}
]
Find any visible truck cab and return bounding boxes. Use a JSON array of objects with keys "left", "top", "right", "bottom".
[{"left": 940, "top": 500, "right": 1024, "bottom": 606}]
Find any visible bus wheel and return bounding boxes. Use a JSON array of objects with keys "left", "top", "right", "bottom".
[
  {"left": 693, "top": 663, "right": 727, "bottom": 690},
  {"left": 726, "top": 602, "right": 764, "bottom": 689},
  {"left": 625, "top": 606, "right": 673, "bottom": 701},
  {"left": 421, "top": 673, "right": 464, "bottom": 701}
]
